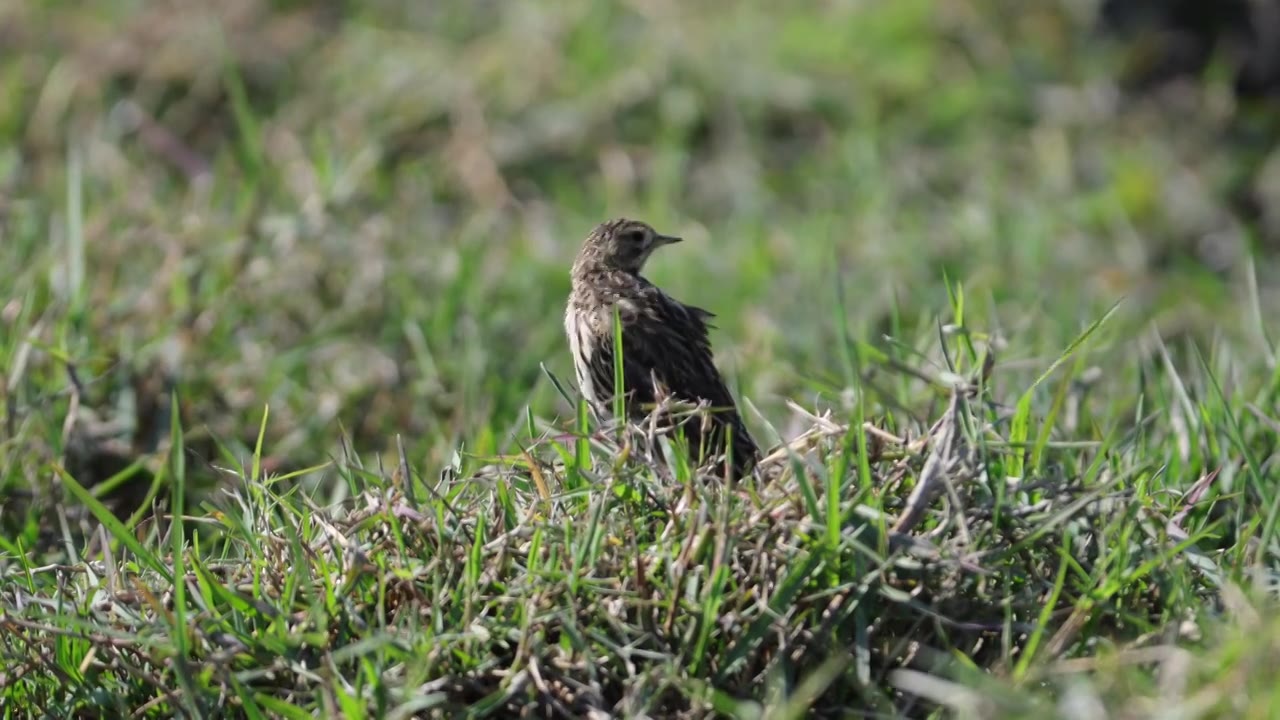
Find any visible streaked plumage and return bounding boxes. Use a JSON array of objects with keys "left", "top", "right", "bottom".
[{"left": 564, "top": 218, "right": 758, "bottom": 478}]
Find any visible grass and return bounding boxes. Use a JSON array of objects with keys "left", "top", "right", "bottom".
[{"left": 1, "top": 0, "right": 1279, "bottom": 717}]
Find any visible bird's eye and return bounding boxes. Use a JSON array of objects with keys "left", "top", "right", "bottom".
[{"left": 621, "top": 229, "right": 647, "bottom": 244}]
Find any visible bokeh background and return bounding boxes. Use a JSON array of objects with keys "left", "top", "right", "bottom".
[
  {"left": 3, "top": 0, "right": 1279, "bottom": 501},
  {"left": 6, "top": 2, "right": 1280, "bottom": 716}
]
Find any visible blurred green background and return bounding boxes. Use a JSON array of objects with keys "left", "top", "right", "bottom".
[
  {"left": 5, "top": 2, "right": 1280, "bottom": 716},
  {"left": 2, "top": 0, "right": 1277, "bottom": 497}
]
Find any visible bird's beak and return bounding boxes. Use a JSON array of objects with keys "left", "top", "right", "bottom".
[{"left": 656, "top": 233, "right": 683, "bottom": 245}]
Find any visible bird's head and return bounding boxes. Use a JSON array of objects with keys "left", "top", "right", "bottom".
[{"left": 574, "top": 218, "right": 683, "bottom": 275}]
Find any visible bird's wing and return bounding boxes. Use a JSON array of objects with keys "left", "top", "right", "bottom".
[
  {"left": 685, "top": 303, "right": 718, "bottom": 331},
  {"left": 583, "top": 287, "right": 758, "bottom": 474},
  {"left": 585, "top": 288, "right": 737, "bottom": 416}
]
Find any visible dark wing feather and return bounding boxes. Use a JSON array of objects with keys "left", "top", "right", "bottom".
[
  {"left": 686, "top": 304, "right": 717, "bottom": 329},
  {"left": 585, "top": 287, "right": 757, "bottom": 476}
]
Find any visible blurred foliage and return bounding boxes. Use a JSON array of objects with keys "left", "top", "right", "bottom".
[
  {"left": 2, "top": 1, "right": 1280, "bottom": 716},
  {"left": 1, "top": 0, "right": 1277, "bottom": 542},
  {"left": 0, "top": 0, "right": 1269, "bottom": 504}
]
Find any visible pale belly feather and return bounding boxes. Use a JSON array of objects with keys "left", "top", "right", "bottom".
[{"left": 565, "top": 304, "right": 602, "bottom": 410}]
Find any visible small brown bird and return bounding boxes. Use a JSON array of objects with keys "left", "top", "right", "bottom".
[{"left": 564, "top": 218, "right": 759, "bottom": 478}]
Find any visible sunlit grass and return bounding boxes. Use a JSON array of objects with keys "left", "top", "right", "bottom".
[{"left": 1, "top": 0, "right": 1278, "bottom": 717}]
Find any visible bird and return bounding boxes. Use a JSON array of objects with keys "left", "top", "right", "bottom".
[{"left": 564, "top": 217, "right": 759, "bottom": 479}]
